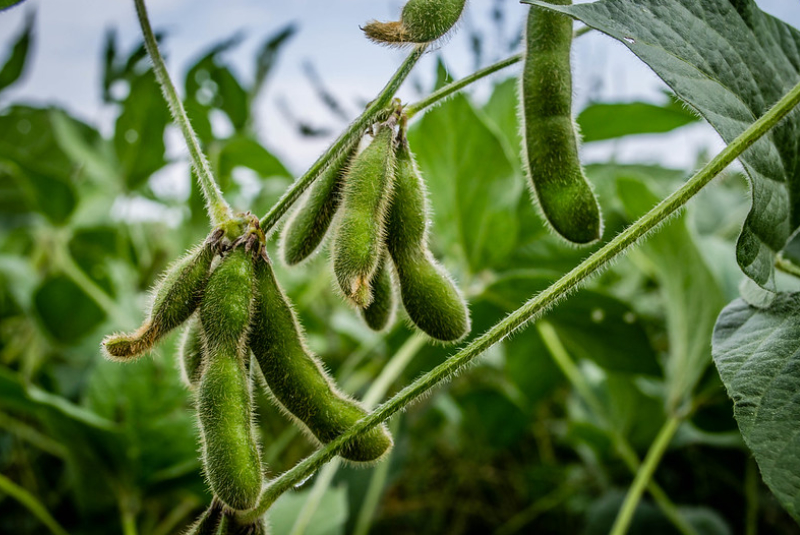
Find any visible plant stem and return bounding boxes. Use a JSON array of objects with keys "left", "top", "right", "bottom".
[
  {"left": 609, "top": 416, "right": 681, "bottom": 535},
  {"left": 239, "top": 73, "right": 800, "bottom": 526},
  {"left": 259, "top": 46, "right": 427, "bottom": 233},
  {"left": 537, "top": 322, "right": 696, "bottom": 535},
  {"left": 0, "top": 473, "right": 69, "bottom": 535},
  {"left": 132, "top": 0, "right": 231, "bottom": 226}
]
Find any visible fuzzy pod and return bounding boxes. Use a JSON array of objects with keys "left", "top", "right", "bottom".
[
  {"left": 385, "top": 142, "right": 470, "bottom": 342},
  {"left": 250, "top": 256, "right": 393, "bottom": 463},
  {"left": 363, "top": 0, "right": 466, "bottom": 45},
  {"left": 360, "top": 252, "right": 397, "bottom": 332},
  {"left": 197, "top": 247, "right": 263, "bottom": 511},
  {"left": 178, "top": 315, "right": 204, "bottom": 390},
  {"left": 102, "top": 238, "right": 216, "bottom": 360},
  {"left": 332, "top": 125, "right": 396, "bottom": 307},
  {"left": 185, "top": 498, "right": 223, "bottom": 535},
  {"left": 520, "top": 0, "right": 602, "bottom": 245},
  {"left": 281, "top": 141, "right": 360, "bottom": 266},
  {"left": 216, "top": 513, "right": 268, "bottom": 535}
]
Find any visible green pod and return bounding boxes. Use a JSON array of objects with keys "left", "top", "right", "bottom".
[
  {"left": 198, "top": 248, "right": 262, "bottom": 511},
  {"left": 363, "top": 0, "right": 466, "bottom": 45},
  {"left": 185, "top": 498, "right": 223, "bottom": 535},
  {"left": 102, "top": 238, "right": 216, "bottom": 360},
  {"left": 178, "top": 315, "right": 204, "bottom": 390},
  {"left": 332, "top": 125, "right": 396, "bottom": 307},
  {"left": 250, "top": 256, "right": 393, "bottom": 463},
  {"left": 521, "top": 1, "right": 602, "bottom": 245},
  {"left": 385, "top": 142, "right": 470, "bottom": 342},
  {"left": 216, "top": 512, "right": 268, "bottom": 535},
  {"left": 360, "top": 253, "right": 396, "bottom": 332},
  {"left": 281, "top": 141, "right": 360, "bottom": 265}
]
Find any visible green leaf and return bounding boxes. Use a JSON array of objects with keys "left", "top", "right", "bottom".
[
  {"left": 114, "top": 71, "right": 170, "bottom": 189},
  {"left": 218, "top": 136, "right": 291, "bottom": 183},
  {"left": 527, "top": 0, "right": 800, "bottom": 288},
  {"left": 617, "top": 176, "right": 725, "bottom": 411},
  {"left": 712, "top": 293, "right": 800, "bottom": 522},
  {"left": 0, "top": 0, "right": 27, "bottom": 12},
  {"left": 0, "top": 12, "right": 33, "bottom": 94},
  {"left": 409, "top": 93, "right": 520, "bottom": 272},
  {"left": 252, "top": 23, "right": 297, "bottom": 99},
  {"left": 576, "top": 97, "right": 699, "bottom": 143},
  {"left": 268, "top": 485, "right": 348, "bottom": 535},
  {"left": 33, "top": 274, "right": 105, "bottom": 344}
]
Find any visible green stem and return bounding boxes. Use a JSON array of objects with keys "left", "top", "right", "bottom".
[
  {"left": 775, "top": 253, "right": 800, "bottom": 279},
  {"left": 537, "top": 322, "right": 696, "bottom": 535},
  {"left": 609, "top": 416, "right": 681, "bottom": 535},
  {"left": 132, "top": 0, "right": 231, "bottom": 226},
  {"left": 239, "top": 72, "right": 800, "bottom": 526},
  {"left": 0, "top": 473, "right": 69, "bottom": 535},
  {"left": 259, "top": 46, "right": 427, "bottom": 232}
]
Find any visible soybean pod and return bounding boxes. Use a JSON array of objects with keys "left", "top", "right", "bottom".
[
  {"left": 102, "top": 232, "right": 219, "bottom": 360},
  {"left": 385, "top": 139, "right": 470, "bottom": 342},
  {"left": 521, "top": 0, "right": 602, "bottom": 244},
  {"left": 177, "top": 315, "right": 204, "bottom": 390},
  {"left": 250, "top": 255, "right": 393, "bottom": 463},
  {"left": 332, "top": 124, "right": 396, "bottom": 307},
  {"left": 197, "top": 247, "right": 263, "bottom": 511},
  {"left": 360, "top": 252, "right": 397, "bottom": 332},
  {"left": 281, "top": 140, "right": 360, "bottom": 266},
  {"left": 363, "top": 0, "right": 466, "bottom": 45}
]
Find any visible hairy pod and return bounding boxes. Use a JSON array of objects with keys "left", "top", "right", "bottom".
[
  {"left": 363, "top": 0, "right": 466, "bottom": 45},
  {"left": 216, "top": 513, "right": 268, "bottom": 535},
  {"left": 521, "top": 1, "right": 602, "bottom": 244},
  {"left": 102, "top": 236, "right": 217, "bottom": 360},
  {"left": 197, "top": 247, "right": 262, "bottom": 511},
  {"left": 281, "top": 141, "right": 360, "bottom": 265},
  {"left": 360, "top": 252, "right": 397, "bottom": 332},
  {"left": 250, "top": 256, "right": 393, "bottom": 463},
  {"left": 332, "top": 125, "right": 396, "bottom": 307},
  {"left": 178, "top": 315, "right": 204, "bottom": 390},
  {"left": 385, "top": 141, "right": 470, "bottom": 342},
  {"left": 184, "top": 498, "right": 223, "bottom": 535}
]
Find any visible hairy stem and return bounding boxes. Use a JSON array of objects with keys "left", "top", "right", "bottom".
[
  {"left": 238, "top": 65, "right": 800, "bottom": 527},
  {"left": 133, "top": 0, "right": 231, "bottom": 226},
  {"left": 610, "top": 416, "right": 681, "bottom": 535},
  {"left": 0, "top": 473, "right": 69, "bottom": 535},
  {"left": 537, "top": 322, "right": 696, "bottom": 535},
  {"left": 259, "top": 46, "right": 427, "bottom": 232}
]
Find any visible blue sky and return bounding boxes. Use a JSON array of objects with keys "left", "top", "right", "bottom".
[{"left": 1, "top": 0, "right": 800, "bottom": 176}]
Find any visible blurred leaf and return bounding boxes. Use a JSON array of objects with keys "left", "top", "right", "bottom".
[
  {"left": 529, "top": 0, "right": 800, "bottom": 289},
  {"left": 269, "top": 485, "right": 348, "bottom": 535},
  {"left": 712, "top": 293, "right": 800, "bottom": 522},
  {"left": 253, "top": 23, "right": 297, "bottom": 99},
  {"left": 218, "top": 136, "right": 291, "bottom": 182},
  {"left": 0, "top": 0, "right": 27, "bottom": 10},
  {"left": 457, "top": 387, "right": 528, "bottom": 449},
  {"left": 617, "top": 176, "right": 725, "bottom": 411},
  {"left": 0, "top": 12, "right": 33, "bottom": 94},
  {"left": 504, "top": 328, "right": 565, "bottom": 407},
  {"left": 68, "top": 226, "right": 121, "bottom": 296},
  {"left": 114, "top": 71, "right": 170, "bottom": 189},
  {"left": 409, "top": 93, "right": 520, "bottom": 272},
  {"left": 576, "top": 97, "right": 699, "bottom": 143},
  {"left": 33, "top": 274, "right": 105, "bottom": 344}
]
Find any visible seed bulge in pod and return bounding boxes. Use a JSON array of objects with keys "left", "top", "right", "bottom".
[
  {"left": 178, "top": 315, "right": 204, "bottom": 390},
  {"left": 385, "top": 140, "right": 470, "bottom": 342},
  {"left": 197, "top": 247, "right": 263, "bottom": 511},
  {"left": 332, "top": 125, "right": 396, "bottom": 307},
  {"left": 250, "top": 255, "right": 393, "bottom": 463},
  {"left": 520, "top": 0, "right": 602, "bottom": 244},
  {"left": 360, "top": 252, "right": 397, "bottom": 332}
]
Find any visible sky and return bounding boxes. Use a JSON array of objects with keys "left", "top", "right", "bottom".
[{"left": 1, "top": 0, "right": 800, "bottom": 179}]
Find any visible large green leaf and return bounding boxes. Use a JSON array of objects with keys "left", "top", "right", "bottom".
[
  {"left": 576, "top": 97, "right": 699, "bottom": 143},
  {"left": 409, "top": 93, "right": 520, "bottom": 272},
  {"left": 0, "top": 12, "right": 32, "bottom": 94},
  {"left": 712, "top": 293, "right": 800, "bottom": 522},
  {"left": 617, "top": 176, "right": 725, "bottom": 411},
  {"left": 528, "top": 0, "right": 800, "bottom": 288}
]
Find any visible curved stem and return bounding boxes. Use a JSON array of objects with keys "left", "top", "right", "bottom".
[
  {"left": 133, "top": 0, "right": 231, "bottom": 226},
  {"left": 259, "top": 46, "right": 427, "bottom": 233},
  {"left": 0, "top": 473, "right": 69, "bottom": 535},
  {"left": 238, "top": 69, "right": 800, "bottom": 526},
  {"left": 609, "top": 416, "right": 681, "bottom": 535}
]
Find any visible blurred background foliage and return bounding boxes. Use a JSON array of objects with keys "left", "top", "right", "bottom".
[{"left": 1, "top": 9, "right": 799, "bottom": 535}]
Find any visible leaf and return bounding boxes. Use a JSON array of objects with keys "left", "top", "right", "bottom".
[
  {"left": 409, "top": 93, "right": 520, "bottom": 272},
  {"left": 617, "top": 176, "right": 725, "bottom": 411},
  {"left": 268, "top": 485, "right": 348, "bottom": 535},
  {"left": 218, "top": 136, "right": 291, "bottom": 182},
  {"left": 114, "top": 71, "right": 170, "bottom": 189},
  {"left": 33, "top": 274, "right": 105, "bottom": 344},
  {"left": 0, "top": 12, "right": 33, "bottom": 94},
  {"left": 527, "top": 0, "right": 800, "bottom": 289},
  {"left": 252, "top": 23, "right": 297, "bottom": 99},
  {"left": 712, "top": 293, "right": 800, "bottom": 522},
  {"left": 0, "top": 0, "right": 27, "bottom": 12},
  {"left": 576, "top": 97, "right": 699, "bottom": 143}
]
